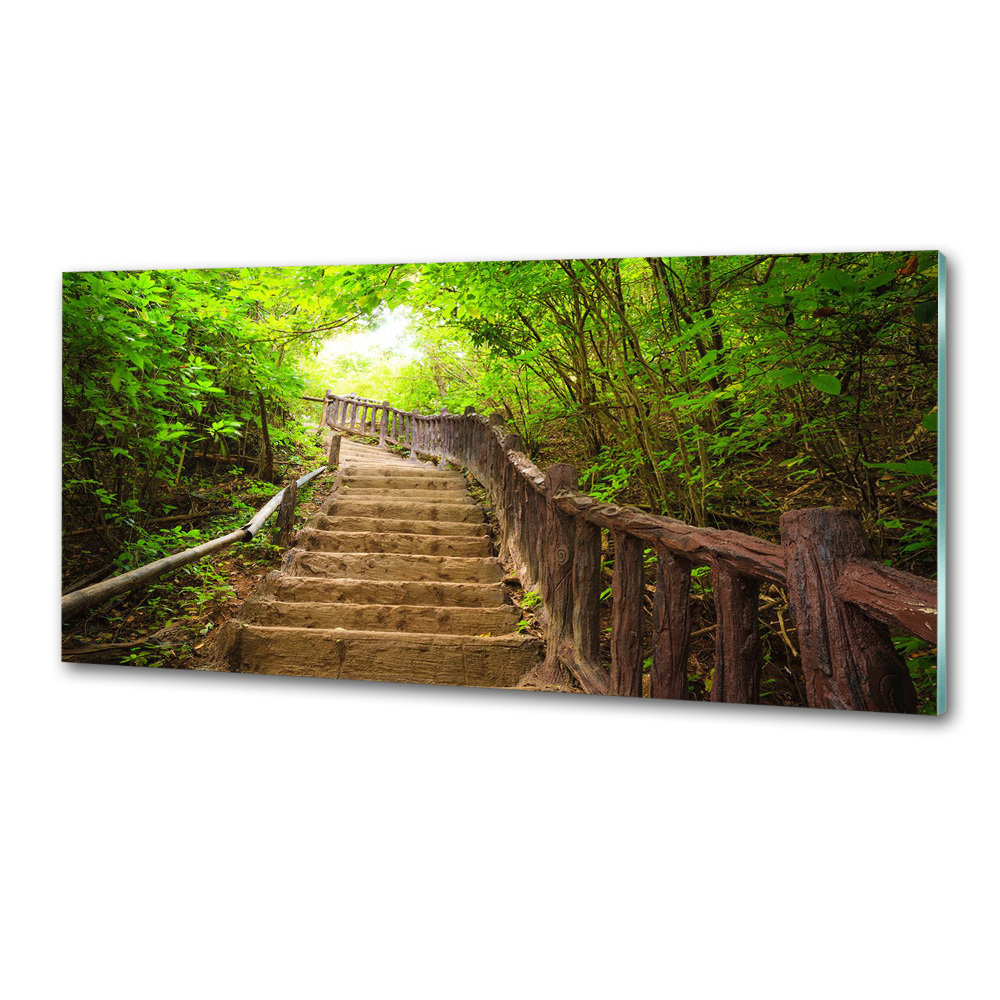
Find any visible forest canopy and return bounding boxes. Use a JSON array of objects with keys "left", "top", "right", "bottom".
[{"left": 63, "top": 252, "right": 939, "bottom": 577}]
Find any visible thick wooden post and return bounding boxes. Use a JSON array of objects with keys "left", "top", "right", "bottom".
[
  {"left": 327, "top": 432, "right": 341, "bottom": 470},
  {"left": 349, "top": 400, "right": 358, "bottom": 431},
  {"left": 379, "top": 401, "right": 390, "bottom": 448},
  {"left": 499, "top": 446, "right": 518, "bottom": 575},
  {"left": 780, "top": 507, "right": 918, "bottom": 713},
  {"left": 318, "top": 391, "right": 330, "bottom": 434},
  {"left": 610, "top": 531, "right": 645, "bottom": 697},
  {"left": 274, "top": 479, "right": 298, "bottom": 548},
  {"left": 651, "top": 545, "right": 692, "bottom": 700},
  {"left": 572, "top": 519, "right": 601, "bottom": 667},
  {"left": 710, "top": 559, "right": 761, "bottom": 704},
  {"left": 565, "top": 509, "right": 609, "bottom": 695},
  {"left": 538, "top": 464, "right": 578, "bottom": 686}
]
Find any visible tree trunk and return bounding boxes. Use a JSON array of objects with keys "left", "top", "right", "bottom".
[{"left": 258, "top": 392, "right": 274, "bottom": 482}]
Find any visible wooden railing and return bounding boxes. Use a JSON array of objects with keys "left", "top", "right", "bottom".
[
  {"left": 62, "top": 466, "right": 327, "bottom": 620},
  {"left": 323, "top": 391, "right": 939, "bottom": 713}
]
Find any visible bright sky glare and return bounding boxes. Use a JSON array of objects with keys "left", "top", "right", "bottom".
[{"left": 319, "top": 307, "right": 418, "bottom": 362}]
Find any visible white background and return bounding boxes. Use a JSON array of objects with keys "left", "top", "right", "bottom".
[{"left": 3, "top": 3, "right": 996, "bottom": 998}]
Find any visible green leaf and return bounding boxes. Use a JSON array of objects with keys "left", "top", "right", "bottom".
[
  {"left": 865, "top": 460, "right": 935, "bottom": 476},
  {"left": 774, "top": 369, "right": 806, "bottom": 389},
  {"left": 921, "top": 410, "right": 937, "bottom": 433},
  {"left": 810, "top": 373, "right": 841, "bottom": 395},
  {"left": 815, "top": 270, "right": 861, "bottom": 296}
]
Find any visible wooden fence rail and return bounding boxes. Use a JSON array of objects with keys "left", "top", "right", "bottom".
[
  {"left": 62, "top": 466, "right": 327, "bottom": 620},
  {"left": 323, "top": 391, "right": 938, "bottom": 712}
]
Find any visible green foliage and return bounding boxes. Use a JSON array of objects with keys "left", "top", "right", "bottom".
[
  {"left": 307, "top": 252, "right": 937, "bottom": 577},
  {"left": 520, "top": 590, "right": 543, "bottom": 610},
  {"left": 64, "top": 254, "right": 938, "bottom": 700},
  {"left": 63, "top": 266, "right": 359, "bottom": 545},
  {"left": 894, "top": 635, "right": 938, "bottom": 714}
]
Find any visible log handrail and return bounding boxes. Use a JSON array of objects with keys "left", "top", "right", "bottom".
[
  {"left": 62, "top": 466, "right": 327, "bottom": 620},
  {"left": 322, "top": 392, "right": 938, "bottom": 711}
]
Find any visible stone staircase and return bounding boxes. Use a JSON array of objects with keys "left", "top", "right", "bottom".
[{"left": 208, "top": 440, "right": 543, "bottom": 688}]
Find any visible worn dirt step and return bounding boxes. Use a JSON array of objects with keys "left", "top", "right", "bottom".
[
  {"left": 338, "top": 465, "right": 459, "bottom": 480},
  {"left": 284, "top": 550, "right": 503, "bottom": 583},
  {"left": 311, "top": 515, "right": 489, "bottom": 537},
  {"left": 224, "top": 625, "right": 542, "bottom": 688},
  {"left": 264, "top": 574, "right": 507, "bottom": 607},
  {"left": 295, "top": 528, "right": 491, "bottom": 557},
  {"left": 241, "top": 599, "right": 520, "bottom": 634},
  {"left": 322, "top": 499, "right": 484, "bottom": 523},
  {"left": 338, "top": 489, "right": 474, "bottom": 503},
  {"left": 340, "top": 476, "right": 468, "bottom": 492},
  {"left": 339, "top": 489, "right": 476, "bottom": 504}
]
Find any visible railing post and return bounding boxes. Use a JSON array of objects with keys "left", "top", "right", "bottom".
[
  {"left": 572, "top": 518, "right": 601, "bottom": 669},
  {"left": 651, "top": 545, "right": 692, "bottom": 700},
  {"left": 780, "top": 507, "right": 917, "bottom": 713},
  {"left": 610, "top": 531, "right": 645, "bottom": 697},
  {"left": 327, "top": 431, "right": 341, "bottom": 470},
  {"left": 543, "top": 469, "right": 608, "bottom": 696},
  {"left": 379, "top": 401, "right": 390, "bottom": 448},
  {"left": 710, "top": 559, "right": 761, "bottom": 704},
  {"left": 274, "top": 479, "right": 298, "bottom": 548},
  {"left": 318, "top": 391, "right": 330, "bottom": 435},
  {"left": 538, "top": 464, "right": 578, "bottom": 685}
]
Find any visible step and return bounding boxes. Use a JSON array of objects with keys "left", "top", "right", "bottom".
[
  {"left": 295, "top": 528, "right": 491, "bottom": 557},
  {"left": 310, "top": 515, "right": 489, "bottom": 537},
  {"left": 338, "top": 460, "right": 415, "bottom": 468},
  {"left": 337, "top": 465, "right": 460, "bottom": 480},
  {"left": 340, "top": 476, "right": 468, "bottom": 493},
  {"left": 322, "top": 499, "right": 483, "bottom": 523},
  {"left": 339, "top": 463, "right": 450, "bottom": 475},
  {"left": 241, "top": 599, "right": 521, "bottom": 635},
  {"left": 284, "top": 550, "right": 503, "bottom": 583},
  {"left": 338, "top": 488, "right": 476, "bottom": 504},
  {"left": 226, "top": 625, "right": 542, "bottom": 688},
  {"left": 266, "top": 575, "right": 507, "bottom": 607}
]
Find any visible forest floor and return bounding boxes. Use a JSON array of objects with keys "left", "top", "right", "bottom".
[{"left": 61, "top": 432, "right": 333, "bottom": 669}]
